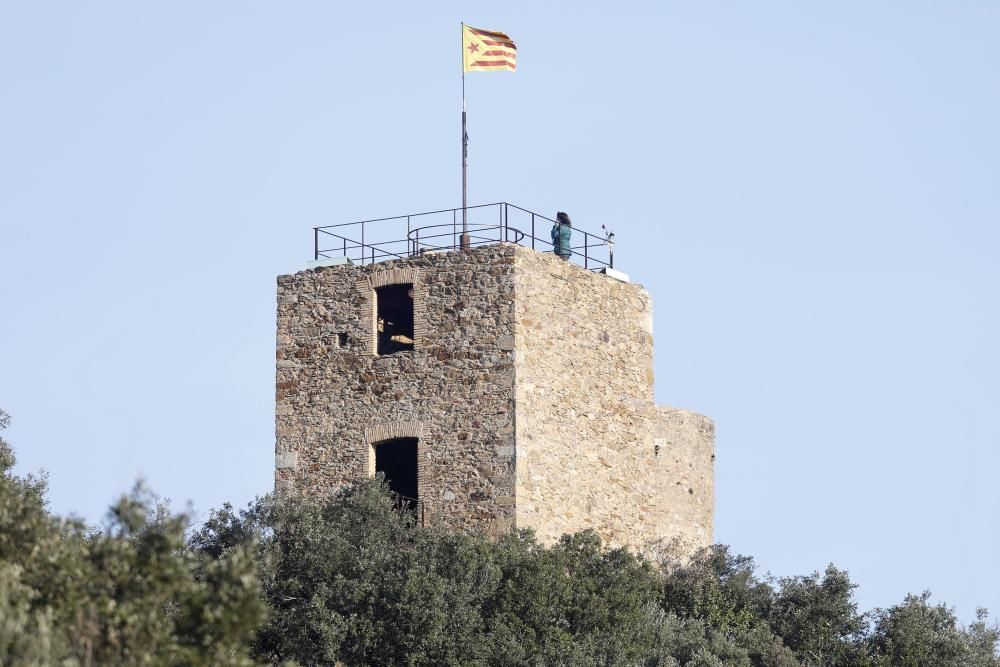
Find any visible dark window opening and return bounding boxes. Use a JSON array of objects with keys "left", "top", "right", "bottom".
[
  {"left": 376, "top": 283, "right": 414, "bottom": 355},
  {"left": 375, "top": 438, "right": 418, "bottom": 511},
  {"left": 335, "top": 332, "right": 347, "bottom": 348}
]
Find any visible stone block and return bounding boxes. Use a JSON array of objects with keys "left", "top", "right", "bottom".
[{"left": 275, "top": 452, "right": 298, "bottom": 469}]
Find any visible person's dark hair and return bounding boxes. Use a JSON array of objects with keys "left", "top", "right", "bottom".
[{"left": 556, "top": 211, "right": 572, "bottom": 226}]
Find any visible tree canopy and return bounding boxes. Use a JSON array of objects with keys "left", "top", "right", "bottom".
[
  {"left": 0, "top": 409, "right": 264, "bottom": 666},
  {"left": 1, "top": 409, "right": 997, "bottom": 666}
]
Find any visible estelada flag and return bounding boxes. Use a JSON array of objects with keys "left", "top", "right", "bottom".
[{"left": 463, "top": 25, "right": 516, "bottom": 72}]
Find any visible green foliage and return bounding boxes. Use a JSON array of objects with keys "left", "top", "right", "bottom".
[
  {"left": 769, "top": 566, "right": 865, "bottom": 666},
  {"left": 0, "top": 410, "right": 265, "bottom": 666},
  {"left": 661, "top": 545, "right": 774, "bottom": 637},
  {"left": 862, "top": 592, "right": 1000, "bottom": 667},
  {"left": 966, "top": 608, "right": 1000, "bottom": 667},
  {"left": 4, "top": 407, "right": 999, "bottom": 666},
  {"left": 659, "top": 545, "right": 799, "bottom": 666},
  {"left": 193, "top": 481, "right": 674, "bottom": 665}
]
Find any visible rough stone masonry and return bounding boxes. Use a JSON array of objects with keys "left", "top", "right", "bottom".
[{"left": 275, "top": 244, "right": 714, "bottom": 552}]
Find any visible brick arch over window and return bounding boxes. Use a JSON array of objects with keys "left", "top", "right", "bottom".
[
  {"left": 363, "top": 420, "right": 428, "bottom": 496},
  {"left": 354, "top": 268, "right": 428, "bottom": 355}
]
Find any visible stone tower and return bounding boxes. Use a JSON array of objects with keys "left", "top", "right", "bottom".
[{"left": 275, "top": 243, "right": 714, "bottom": 550}]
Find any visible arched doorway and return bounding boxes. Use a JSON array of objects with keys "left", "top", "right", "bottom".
[{"left": 374, "top": 437, "right": 418, "bottom": 509}]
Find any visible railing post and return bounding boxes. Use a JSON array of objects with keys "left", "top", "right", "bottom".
[
  {"left": 361, "top": 222, "right": 365, "bottom": 265},
  {"left": 584, "top": 234, "right": 589, "bottom": 269},
  {"left": 313, "top": 228, "right": 319, "bottom": 260},
  {"left": 343, "top": 237, "right": 346, "bottom": 258},
  {"left": 531, "top": 214, "right": 535, "bottom": 250}
]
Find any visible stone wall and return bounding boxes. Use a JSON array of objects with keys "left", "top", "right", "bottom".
[
  {"left": 275, "top": 245, "right": 519, "bottom": 534},
  {"left": 512, "top": 248, "right": 714, "bottom": 550},
  {"left": 275, "top": 244, "right": 714, "bottom": 550},
  {"left": 652, "top": 406, "right": 715, "bottom": 549}
]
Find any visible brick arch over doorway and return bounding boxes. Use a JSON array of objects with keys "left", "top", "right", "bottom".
[
  {"left": 363, "top": 421, "right": 426, "bottom": 487},
  {"left": 354, "top": 268, "right": 428, "bottom": 355}
]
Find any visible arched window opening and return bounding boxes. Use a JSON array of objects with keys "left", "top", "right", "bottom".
[
  {"left": 374, "top": 437, "right": 418, "bottom": 511},
  {"left": 375, "top": 283, "right": 414, "bottom": 355}
]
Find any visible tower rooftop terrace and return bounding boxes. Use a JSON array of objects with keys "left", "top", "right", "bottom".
[{"left": 313, "top": 202, "right": 615, "bottom": 272}]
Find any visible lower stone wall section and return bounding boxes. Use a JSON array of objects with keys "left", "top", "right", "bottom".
[
  {"left": 650, "top": 406, "right": 715, "bottom": 551},
  {"left": 513, "top": 401, "right": 714, "bottom": 552},
  {"left": 512, "top": 248, "right": 714, "bottom": 551}
]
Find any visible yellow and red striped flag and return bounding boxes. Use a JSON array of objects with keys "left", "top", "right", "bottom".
[{"left": 462, "top": 25, "right": 516, "bottom": 72}]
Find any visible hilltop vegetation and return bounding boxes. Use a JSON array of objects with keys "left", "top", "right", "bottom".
[{"left": 2, "top": 409, "right": 997, "bottom": 666}]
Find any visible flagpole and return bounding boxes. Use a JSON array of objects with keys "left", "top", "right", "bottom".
[{"left": 460, "top": 22, "right": 470, "bottom": 250}]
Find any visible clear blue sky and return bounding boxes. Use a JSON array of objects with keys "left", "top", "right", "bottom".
[{"left": 2, "top": 1, "right": 997, "bottom": 622}]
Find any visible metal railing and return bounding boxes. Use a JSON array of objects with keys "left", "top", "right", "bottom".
[{"left": 314, "top": 202, "right": 614, "bottom": 270}]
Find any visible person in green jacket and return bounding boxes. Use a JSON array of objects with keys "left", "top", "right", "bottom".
[{"left": 551, "top": 211, "right": 572, "bottom": 260}]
